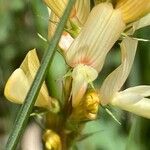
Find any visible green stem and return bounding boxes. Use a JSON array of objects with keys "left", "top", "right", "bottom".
[{"left": 6, "top": 0, "right": 76, "bottom": 149}]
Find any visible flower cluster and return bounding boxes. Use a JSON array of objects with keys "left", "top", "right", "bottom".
[{"left": 4, "top": 0, "right": 150, "bottom": 149}]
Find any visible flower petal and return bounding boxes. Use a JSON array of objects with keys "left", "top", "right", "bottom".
[
  {"left": 59, "top": 32, "right": 74, "bottom": 53},
  {"left": 121, "top": 85, "right": 150, "bottom": 97},
  {"left": 74, "top": 0, "right": 90, "bottom": 25},
  {"left": 4, "top": 68, "right": 30, "bottom": 104},
  {"left": 5, "top": 49, "right": 52, "bottom": 109},
  {"left": 116, "top": 0, "right": 150, "bottom": 23},
  {"left": 111, "top": 92, "right": 150, "bottom": 119},
  {"left": 72, "top": 64, "right": 98, "bottom": 107},
  {"left": 66, "top": 3, "right": 125, "bottom": 72},
  {"left": 100, "top": 37, "right": 138, "bottom": 105},
  {"left": 48, "top": 10, "right": 60, "bottom": 40},
  {"left": 44, "top": 0, "right": 67, "bottom": 18},
  {"left": 20, "top": 49, "right": 40, "bottom": 82},
  {"left": 126, "top": 13, "right": 150, "bottom": 35},
  {"left": 45, "top": 0, "right": 90, "bottom": 27},
  {"left": 133, "top": 13, "right": 150, "bottom": 30}
]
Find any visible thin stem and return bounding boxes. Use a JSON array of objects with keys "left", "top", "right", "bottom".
[{"left": 6, "top": 0, "right": 76, "bottom": 149}]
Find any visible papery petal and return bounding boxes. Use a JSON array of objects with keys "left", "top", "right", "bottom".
[
  {"left": 59, "top": 32, "right": 74, "bottom": 53},
  {"left": 116, "top": 0, "right": 150, "bottom": 23},
  {"left": 121, "top": 85, "right": 150, "bottom": 97},
  {"left": 20, "top": 50, "right": 51, "bottom": 108},
  {"left": 72, "top": 64, "right": 98, "bottom": 107},
  {"left": 111, "top": 92, "right": 150, "bottom": 119},
  {"left": 44, "top": 0, "right": 90, "bottom": 27},
  {"left": 20, "top": 49, "right": 40, "bottom": 82},
  {"left": 4, "top": 68, "right": 30, "bottom": 104},
  {"left": 74, "top": 0, "right": 90, "bottom": 25},
  {"left": 47, "top": 9, "right": 74, "bottom": 52},
  {"left": 100, "top": 37, "right": 138, "bottom": 105},
  {"left": 48, "top": 9, "right": 60, "bottom": 40},
  {"left": 66, "top": 3, "right": 125, "bottom": 72},
  {"left": 44, "top": 0, "right": 68, "bottom": 18},
  {"left": 126, "top": 13, "right": 150, "bottom": 35},
  {"left": 5, "top": 49, "right": 52, "bottom": 109}
]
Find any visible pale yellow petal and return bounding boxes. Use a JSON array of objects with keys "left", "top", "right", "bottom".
[
  {"left": 122, "top": 85, "right": 150, "bottom": 97},
  {"left": 5, "top": 49, "right": 52, "bottom": 109},
  {"left": 4, "top": 68, "right": 30, "bottom": 104},
  {"left": 45, "top": 0, "right": 90, "bottom": 27},
  {"left": 71, "top": 64, "right": 98, "bottom": 107},
  {"left": 44, "top": 0, "right": 67, "bottom": 18},
  {"left": 20, "top": 49, "right": 40, "bottom": 82},
  {"left": 100, "top": 37, "right": 138, "bottom": 105},
  {"left": 21, "top": 49, "right": 52, "bottom": 108},
  {"left": 111, "top": 92, "right": 150, "bottom": 119},
  {"left": 74, "top": 0, "right": 90, "bottom": 25},
  {"left": 126, "top": 13, "right": 150, "bottom": 35},
  {"left": 59, "top": 32, "right": 74, "bottom": 52},
  {"left": 116, "top": 0, "right": 150, "bottom": 23},
  {"left": 48, "top": 10, "right": 60, "bottom": 40},
  {"left": 66, "top": 3, "right": 125, "bottom": 72}
]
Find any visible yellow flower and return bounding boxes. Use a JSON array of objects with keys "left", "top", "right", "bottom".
[
  {"left": 44, "top": 1, "right": 150, "bottom": 109},
  {"left": 64, "top": 1, "right": 150, "bottom": 107},
  {"left": 4, "top": 49, "right": 58, "bottom": 111},
  {"left": 66, "top": 3, "right": 125, "bottom": 107},
  {"left": 99, "top": 37, "right": 150, "bottom": 119},
  {"left": 44, "top": 0, "right": 90, "bottom": 26}
]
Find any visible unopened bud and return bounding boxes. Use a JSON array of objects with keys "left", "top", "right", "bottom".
[{"left": 43, "top": 129, "right": 62, "bottom": 150}]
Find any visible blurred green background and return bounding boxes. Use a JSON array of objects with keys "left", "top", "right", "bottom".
[{"left": 0, "top": 0, "right": 150, "bottom": 150}]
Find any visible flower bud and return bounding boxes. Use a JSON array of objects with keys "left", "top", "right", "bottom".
[{"left": 43, "top": 129, "right": 62, "bottom": 150}]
